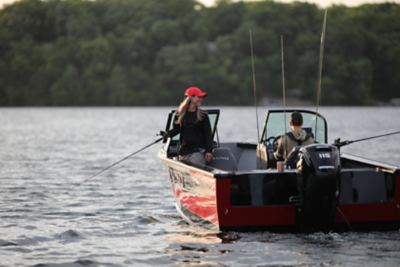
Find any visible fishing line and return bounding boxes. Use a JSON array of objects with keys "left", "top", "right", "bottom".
[
  {"left": 249, "top": 30, "right": 261, "bottom": 168},
  {"left": 315, "top": 9, "right": 327, "bottom": 141},
  {"left": 336, "top": 206, "right": 354, "bottom": 232}
]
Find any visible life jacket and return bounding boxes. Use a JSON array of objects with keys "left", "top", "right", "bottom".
[{"left": 286, "top": 132, "right": 312, "bottom": 146}]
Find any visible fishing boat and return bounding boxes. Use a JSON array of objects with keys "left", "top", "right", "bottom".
[{"left": 158, "top": 108, "right": 400, "bottom": 232}]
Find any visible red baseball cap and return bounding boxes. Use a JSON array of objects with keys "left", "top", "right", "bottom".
[{"left": 185, "top": 87, "right": 207, "bottom": 97}]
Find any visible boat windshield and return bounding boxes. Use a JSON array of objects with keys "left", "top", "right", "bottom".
[{"left": 262, "top": 110, "right": 327, "bottom": 144}]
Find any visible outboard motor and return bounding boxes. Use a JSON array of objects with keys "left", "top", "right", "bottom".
[{"left": 296, "top": 144, "right": 341, "bottom": 232}]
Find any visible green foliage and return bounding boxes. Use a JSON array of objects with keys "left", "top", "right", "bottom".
[{"left": 0, "top": 0, "right": 399, "bottom": 106}]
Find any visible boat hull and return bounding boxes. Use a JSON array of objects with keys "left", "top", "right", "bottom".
[
  {"left": 162, "top": 157, "right": 219, "bottom": 229},
  {"left": 159, "top": 152, "right": 400, "bottom": 232}
]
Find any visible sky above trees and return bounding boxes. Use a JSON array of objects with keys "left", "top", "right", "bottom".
[
  {"left": 198, "top": 0, "right": 399, "bottom": 8},
  {"left": 1, "top": 0, "right": 400, "bottom": 9}
]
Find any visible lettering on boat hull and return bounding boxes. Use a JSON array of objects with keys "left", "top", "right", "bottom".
[{"left": 169, "top": 169, "right": 185, "bottom": 188}]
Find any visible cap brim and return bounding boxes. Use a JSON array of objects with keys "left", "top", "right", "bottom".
[{"left": 185, "top": 92, "right": 208, "bottom": 97}]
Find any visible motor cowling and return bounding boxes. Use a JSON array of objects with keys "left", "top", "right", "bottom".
[{"left": 296, "top": 144, "right": 341, "bottom": 232}]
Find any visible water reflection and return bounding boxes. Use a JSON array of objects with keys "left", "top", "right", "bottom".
[
  {"left": 165, "top": 223, "right": 241, "bottom": 245},
  {"left": 164, "top": 224, "right": 240, "bottom": 266},
  {"left": 164, "top": 221, "right": 400, "bottom": 266}
]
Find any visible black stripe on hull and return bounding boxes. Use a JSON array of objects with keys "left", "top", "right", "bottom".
[{"left": 177, "top": 203, "right": 400, "bottom": 233}]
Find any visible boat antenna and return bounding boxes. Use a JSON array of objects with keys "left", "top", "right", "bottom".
[
  {"left": 315, "top": 9, "right": 327, "bottom": 141},
  {"left": 249, "top": 30, "right": 261, "bottom": 166}
]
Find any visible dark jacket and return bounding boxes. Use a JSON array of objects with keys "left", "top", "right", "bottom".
[{"left": 168, "top": 110, "right": 213, "bottom": 156}]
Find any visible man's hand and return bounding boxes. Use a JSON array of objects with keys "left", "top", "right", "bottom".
[{"left": 205, "top": 152, "right": 213, "bottom": 162}]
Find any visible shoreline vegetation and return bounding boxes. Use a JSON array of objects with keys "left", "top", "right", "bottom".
[{"left": 1, "top": 0, "right": 399, "bottom": 107}]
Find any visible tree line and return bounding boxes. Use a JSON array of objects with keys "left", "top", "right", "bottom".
[{"left": 1, "top": 0, "right": 399, "bottom": 106}]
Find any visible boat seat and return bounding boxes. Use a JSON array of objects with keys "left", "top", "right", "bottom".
[
  {"left": 285, "top": 146, "right": 302, "bottom": 169},
  {"left": 207, "top": 147, "right": 237, "bottom": 171}
]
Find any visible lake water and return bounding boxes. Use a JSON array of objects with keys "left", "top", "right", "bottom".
[{"left": 1, "top": 106, "right": 400, "bottom": 266}]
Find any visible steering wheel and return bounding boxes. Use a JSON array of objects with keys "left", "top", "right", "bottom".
[
  {"left": 272, "top": 135, "right": 282, "bottom": 151},
  {"left": 266, "top": 136, "right": 276, "bottom": 146}
]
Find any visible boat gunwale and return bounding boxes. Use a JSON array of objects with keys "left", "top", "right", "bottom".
[
  {"left": 158, "top": 149, "right": 400, "bottom": 178},
  {"left": 340, "top": 152, "right": 399, "bottom": 172}
]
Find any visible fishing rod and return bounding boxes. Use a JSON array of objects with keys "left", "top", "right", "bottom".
[
  {"left": 333, "top": 130, "right": 400, "bottom": 149},
  {"left": 73, "top": 137, "right": 164, "bottom": 188},
  {"left": 280, "top": 35, "right": 288, "bottom": 156},
  {"left": 315, "top": 9, "right": 327, "bottom": 141},
  {"left": 249, "top": 30, "right": 261, "bottom": 167}
]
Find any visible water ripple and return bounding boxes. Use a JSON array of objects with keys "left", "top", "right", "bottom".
[{"left": 1, "top": 107, "right": 400, "bottom": 266}]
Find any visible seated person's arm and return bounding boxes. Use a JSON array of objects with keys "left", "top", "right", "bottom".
[{"left": 273, "top": 137, "right": 284, "bottom": 161}]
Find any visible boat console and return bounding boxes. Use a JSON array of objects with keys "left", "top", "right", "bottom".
[{"left": 257, "top": 109, "right": 328, "bottom": 169}]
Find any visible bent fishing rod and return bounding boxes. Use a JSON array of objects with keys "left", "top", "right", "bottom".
[
  {"left": 333, "top": 130, "right": 400, "bottom": 148},
  {"left": 73, "top": 137, "right": 164, "bottom": 188}
]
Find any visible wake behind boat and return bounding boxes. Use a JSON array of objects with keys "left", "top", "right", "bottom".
[{"left": 158, "top": 109, "right": 400, "bottom": 232}]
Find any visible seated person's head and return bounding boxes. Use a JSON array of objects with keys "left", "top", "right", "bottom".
[{"left": 290, "top": 112, "right": 303, "bottom": 127}]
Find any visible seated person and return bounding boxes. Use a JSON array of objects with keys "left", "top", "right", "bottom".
[{"left": 274, "top": 112, "right": 314, "bottom": 161}]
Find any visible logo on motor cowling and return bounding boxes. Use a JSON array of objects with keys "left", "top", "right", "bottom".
[{"left": 318, "top": 153, "right": 331, "bottom": 158}]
